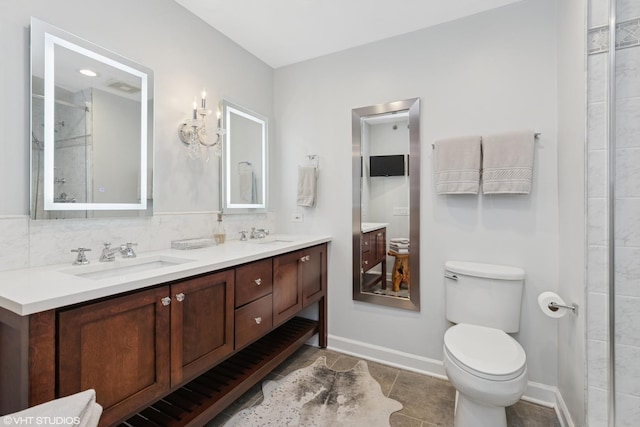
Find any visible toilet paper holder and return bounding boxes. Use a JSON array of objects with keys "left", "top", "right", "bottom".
[{"left": 548, "top": 301, "right": 578, "bottom": 315}]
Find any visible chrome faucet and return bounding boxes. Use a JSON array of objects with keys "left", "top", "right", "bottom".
[
  {"left": 249, "top": 227, "right": 269, "bottom": 239},
  {"left": 100, "top": 242, "right": 137, "bottom": 262},
  {"left": 71, "top": 247, "right": 91, "bottom": 265}
]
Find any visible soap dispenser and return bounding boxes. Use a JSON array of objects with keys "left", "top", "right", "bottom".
[{"left": 214, "top": 212, "right": 226, "bottom": 244}]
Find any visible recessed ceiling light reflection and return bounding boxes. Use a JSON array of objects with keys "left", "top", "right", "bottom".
[{"left": 78, "top": 69, "right": 98, "bottom": 77}]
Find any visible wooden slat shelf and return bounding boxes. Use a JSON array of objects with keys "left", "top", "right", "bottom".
[{"left": 119, "top": 317, "right": 318, "bottom": 427}]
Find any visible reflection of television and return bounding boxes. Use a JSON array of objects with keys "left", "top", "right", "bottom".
[{"left": 369, "top": 155, "right": 405, "bottom": 177}]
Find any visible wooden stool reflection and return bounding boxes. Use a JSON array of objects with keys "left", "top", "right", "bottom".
[{"left": 388, "top": 251, "right": 410, "bottom": 292}]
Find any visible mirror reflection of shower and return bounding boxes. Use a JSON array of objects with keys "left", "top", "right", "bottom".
[{"left": 31, "top": 85, "right": 92, "bottom": 219}]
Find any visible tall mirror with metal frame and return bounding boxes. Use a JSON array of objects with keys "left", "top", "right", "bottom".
[
  {"left": 30, "top": 18, "right": 154, "bottom": 219},
  {"left": 220, "top": 99, "right": 268, "bottom": 213},
  {"left": 352, "top": 98, "right": 420, "bottom": 311}
]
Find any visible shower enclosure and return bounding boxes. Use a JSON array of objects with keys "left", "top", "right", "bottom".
[
  {"left": 31, "top": 86, "right": 92, "bottom": 220},
  {"left": 586, "top": 0, "right": 640, "bottom": 425}
]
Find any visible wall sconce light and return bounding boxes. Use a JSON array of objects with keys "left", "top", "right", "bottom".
[{"left": 178, "top": 88, "right": 225, "bottom": 160}]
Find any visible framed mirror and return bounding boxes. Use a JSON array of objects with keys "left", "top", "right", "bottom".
[
  {"left": 30, "top": 18, "right": 154, "bottom": 219},
  {"left": 221, "top": 99, "right": 268, "bottom": 213},
  {"left": 352, "top": 98, "right": 420, "bottom": 311}
]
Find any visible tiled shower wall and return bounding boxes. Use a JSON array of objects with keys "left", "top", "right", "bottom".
[{"left": 587, "top": 0, "right": 640, "bottom": 425}]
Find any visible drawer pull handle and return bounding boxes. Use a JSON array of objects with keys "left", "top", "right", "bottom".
[
  {"left": 300, "top": 256, "right": 307, "bottom": 263},
  {"left": 175, "top": 293, "right": 185, "bottom": 302},
  {"left": 255, "top": 278, "right": 262, "bottom": 286},
  {"left": 161, "top": 297, "right": 171, "bottom": 306},
  {"left": 364, "top": 241, "right": 369, "bottom": 246},
  {"left": 254, "top": 317, "right": 262, "bottom": 325},
  {"left": 364, "top": 260, "right": 368, "bottom": 265}
]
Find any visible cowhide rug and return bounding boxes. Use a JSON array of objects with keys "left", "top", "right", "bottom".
[{"left": 224, "top": 356, "right": 402, "bottom": 427}]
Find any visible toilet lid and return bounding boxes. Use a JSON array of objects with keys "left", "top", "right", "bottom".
[{"left": 444, "top": 324, "right": 526, "bottom": 381}]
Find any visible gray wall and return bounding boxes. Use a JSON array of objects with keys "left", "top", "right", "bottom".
[
  {"left": 557, "top": 0, "right": 587, "bottom": 425},
  {"left": 274, "top": 0, "right": 563, "bottom": 397}
]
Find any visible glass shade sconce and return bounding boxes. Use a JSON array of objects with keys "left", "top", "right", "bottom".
[{"left": 178, "top": 89, "right": 226, "bottom": 160}]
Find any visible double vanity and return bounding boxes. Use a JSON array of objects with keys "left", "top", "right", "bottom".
[
  {"left": 8, "top": 17, "right": 334, "bottom": 427},
  {"left": 0, "top": 236, "right": 330, "bottom": 426}
]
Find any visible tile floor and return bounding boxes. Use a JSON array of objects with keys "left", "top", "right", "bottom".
[{"left": 207, "top": 345, "right": 561, "bottom": 427}]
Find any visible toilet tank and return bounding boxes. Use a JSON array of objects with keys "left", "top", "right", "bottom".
[{"left": 445, "top": 261, "right": 525, "bottom": 333}]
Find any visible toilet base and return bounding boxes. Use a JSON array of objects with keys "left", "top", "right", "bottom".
[{"left": 454, "top": 391, "right": 507, "bottom": 427}]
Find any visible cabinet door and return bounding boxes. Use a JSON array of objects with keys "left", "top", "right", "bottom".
[
  {"left": 273, "top": 250, "right": 303, "bottom": 326},
  {"left": 58, "top": 286, "right": 171, "bottom": 427},
  {"left": 301, "top": 244, "right": 327, "bottom": 307},
  {"left": 170, "top": 270, "right": 234, "bottom": 387}
]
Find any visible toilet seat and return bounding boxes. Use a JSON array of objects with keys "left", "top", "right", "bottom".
[{"left": 444, "top": 323, "right": 526, "bottom": 381}]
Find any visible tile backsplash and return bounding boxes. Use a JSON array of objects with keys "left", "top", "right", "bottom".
[{"left": 0, "top": 211, "right": 275, "bottom": 272}]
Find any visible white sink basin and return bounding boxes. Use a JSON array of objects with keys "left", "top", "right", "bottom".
[{"left": 62, "top": 255, "right": 195, "bottom": 280}]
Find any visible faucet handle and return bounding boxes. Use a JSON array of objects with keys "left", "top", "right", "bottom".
[
  {"left": 121, "top": 242, "right": 138, "bottom": 258},
  {"left": 239, "top": 230, "right": 248, "bottom": 241},
  {"left": 71, "top": 247, "right": 91, "bottom": 265},
  {"left": 99, "top": 242, "right": 116, "bottom": 262}
]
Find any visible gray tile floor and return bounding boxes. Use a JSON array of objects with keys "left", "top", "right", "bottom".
[{"left": 207, "top": 345, "right": 561, "bottom": 427}]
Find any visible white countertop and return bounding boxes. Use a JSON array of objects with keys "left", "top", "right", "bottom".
[
  {"left": 0, "top": 235, "right": 331, "bottom": 316},
  {"left": 361, "top": 222, "right": 388, "bottom": 233}
]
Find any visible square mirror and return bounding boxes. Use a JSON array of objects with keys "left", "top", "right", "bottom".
[{"left": 31, "top": 18, "right": 154, "bottom": 219}]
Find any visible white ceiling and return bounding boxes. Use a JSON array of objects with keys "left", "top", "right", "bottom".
[{"left": 173, "top": 0, "right": 523, "bottom": 68}]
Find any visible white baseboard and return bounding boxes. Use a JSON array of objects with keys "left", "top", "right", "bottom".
[
  {"left": 328, "top": 333, "right": 575, "bottom": 427},
  {"left": 521, "top": 381, "right": 557, "bottom": 407},
  {"left": 328, "top": 334, "right": 447, "bottom": 379},
  {"left": 554, "top": 389, "right": 575, "bottom": 427}
]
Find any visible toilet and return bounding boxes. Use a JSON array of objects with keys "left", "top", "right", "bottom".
[{"left": 443, "top": 261, "right": 528, "bottom": 427}]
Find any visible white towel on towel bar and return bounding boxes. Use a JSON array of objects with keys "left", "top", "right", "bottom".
[
  {"left": 297, "top": 166, "right": 317, "bottom": 207},
  {"left": 481, "top": 131, "right": 536, "bottom": 194},
  {"left": 238, "top": 170, "right": 256, "bottom": 203},
  {"left": 433, "top": 135, "right": 482, "bottom": 194}
]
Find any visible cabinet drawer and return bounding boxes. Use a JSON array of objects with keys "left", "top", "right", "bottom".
[
  {"left": 235, "top": 259, "right": 273, "bottom": 308},
  {"left": 362, "top": 232, "right": 371, "bottom": 253},
  {"left": 362, "top": 250, "right": 374, "bottom": 272},
  {"left": 234, "top": 294, "right": 273, "bottom": 349}
]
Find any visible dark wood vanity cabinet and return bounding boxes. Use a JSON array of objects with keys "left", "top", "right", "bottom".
[
  {"left": 57, "top": 270, "right": 235, "bottom": 426},
  {"left": 300, "top": 244, "right": 327, "bottom": 307},
  {"left": 0, "top": 243, "right": 327, "bottom": 427},
  {"left": 169, "top": 270, "right": 234, "bottom": 386},
  {"left": 362, "top": 228, "right": 386, "bottom": 289},
  {"left": 234, "top": 259, "right": 274, "bottom": 349},
  {"left": 273, "top": 244, "right": 327, "bottom": 327},
  {"left": 58, "top": 287, "right": 172, "bottom": 427}
]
